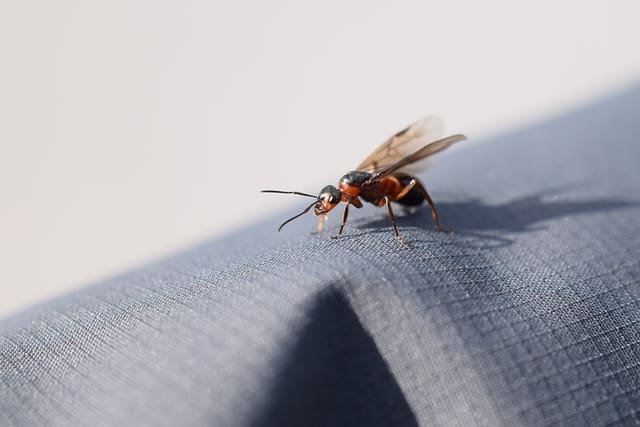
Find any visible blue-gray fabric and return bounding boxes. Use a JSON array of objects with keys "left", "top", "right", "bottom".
[{"left": 2, "top": 86, "right": 640, "bottom": 427}]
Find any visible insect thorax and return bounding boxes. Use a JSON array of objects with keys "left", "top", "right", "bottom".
[{"left": 339, "top": 171, "right": 372, "bottom": 187}]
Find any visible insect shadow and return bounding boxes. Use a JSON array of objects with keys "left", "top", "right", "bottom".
[{"left": 356, "top": 188, "right": 639, "bottom": 247}]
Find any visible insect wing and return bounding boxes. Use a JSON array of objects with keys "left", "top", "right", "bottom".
[
  {"left": 370, "top": 134, "right": 467, "bottom": 181},
  {"left": 356, "top": 115, "right": 444, "bottom": 174}
]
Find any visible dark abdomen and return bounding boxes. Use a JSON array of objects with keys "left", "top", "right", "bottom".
[{"left": 396, "top": 176, "right": 424, "bottom": 206}]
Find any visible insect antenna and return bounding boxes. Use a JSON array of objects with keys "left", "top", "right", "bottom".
[
  {"left": 261, "top": 190, "right": 317, "bottom": 198},
  {"left": 277, "top": 200, "right": 317, "bottom": 232}
]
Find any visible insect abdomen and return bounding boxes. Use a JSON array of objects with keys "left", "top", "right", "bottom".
[{"left": 396, "top": 175, "right": 424, "bottom": 206}]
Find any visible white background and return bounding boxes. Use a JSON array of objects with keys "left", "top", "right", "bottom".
[{"left": 1, "top": 1, "right": 639, "bottom": 318}]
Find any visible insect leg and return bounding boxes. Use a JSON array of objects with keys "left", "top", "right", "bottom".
[
  {"left": 393, "top": 178, "right": 417, "bottom": 200},
  {"left": 330, "top": 203, "right": 350, "bottom": 239},
  {"left": 385, "top": 197, "right": 408, "bottom": 247},
  {"left": 312, "top": 214, "right": 328, "bottom": 234},
  {"left": 413, "top": 179, "right": 453, "bottom": 233}
]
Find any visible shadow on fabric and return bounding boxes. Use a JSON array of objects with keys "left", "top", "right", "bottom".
[
  {"left": 358, "top": 188, "right": 638, "bottom": 246},
  {"left": 252, "top": 288, "right": 418, "bottom": 427},
  {"left": 440, "top": 193, "right": 638, "bottom": 233}
]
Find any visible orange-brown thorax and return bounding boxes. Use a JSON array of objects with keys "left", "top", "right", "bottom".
[
  {"left": 360, "top": 176, "right": 405, "bottom": 206},
  {"left": 338, "top": 182, "right": 361, "bottom": 198},
  {"left": 338, "top": 174, "right": 407, "bottom": 208}
]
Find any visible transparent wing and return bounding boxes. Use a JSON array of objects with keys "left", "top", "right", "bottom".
[
  {"left": 369, "top": 134, "right": 467, "bottom": 181},
  {"left": 356, "top": 115, "right": 444, "bottom": 174}
]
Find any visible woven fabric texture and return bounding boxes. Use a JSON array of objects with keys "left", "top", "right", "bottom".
[{"left": 2, "top": 86, "right": 640, "bottom": 426}]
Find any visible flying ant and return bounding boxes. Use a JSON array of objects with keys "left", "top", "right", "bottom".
[{"left": 262, "top": 116, "right": 466, "bottom": 245}]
